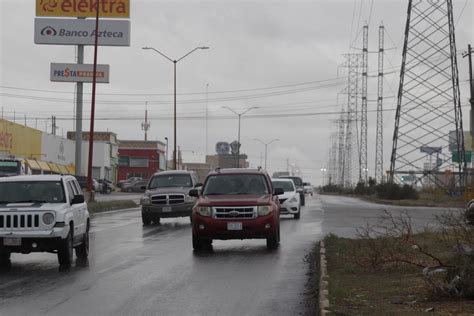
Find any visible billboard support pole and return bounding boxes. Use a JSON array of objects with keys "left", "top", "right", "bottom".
[
  {"left": 75, "top": 43, "right": 83, "bottom": 176},
  {"left": 86, "top": 3, "right": 100, "bottom": 196}
]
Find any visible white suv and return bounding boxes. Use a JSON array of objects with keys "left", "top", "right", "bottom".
[{"left": 0, "top": 175, "right": 90, "bottom": 267}]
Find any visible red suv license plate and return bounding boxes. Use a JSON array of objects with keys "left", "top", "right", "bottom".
[
  {"left": 227, "top": 222, "right": 242, "bottom": 230},
  {"left": 3, "top": 237, "right": 22, "bottom": 246}
]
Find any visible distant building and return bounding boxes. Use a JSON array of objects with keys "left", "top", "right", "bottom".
[
  {"left": 205, "top": 154, "right": 249, "bottom": 169},
  {"left": 181, "top": 162, "right": 212, "bottom": 182},
  {"left": 67, "top": 131, "right": 118, "bottom": 181},
  {"left": 117, "top": 140, "right": 165, "bottom": 181}
]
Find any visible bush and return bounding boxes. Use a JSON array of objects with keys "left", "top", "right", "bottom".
[
  {"left": 375, "top": 182, "right": 418, "bottom": 200},
  {"left": 321, "top": 184, "right": 344, "bottom": 193}
]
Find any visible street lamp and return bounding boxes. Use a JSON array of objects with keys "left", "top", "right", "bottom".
[
  {"left": 142, "top": 46, "right": 209, "bottom": 170},
  {"left": 254, "top": 138, "right": 279, "bottom": 170},
  {"left": 222, "top": 106, "right": 258, "bottom": 168},
  {"left": 320, "top": 168, "right": 327, "bottom": 186},
  {"left": 164, "top": 137, "right": 168, "bottom": 170}
]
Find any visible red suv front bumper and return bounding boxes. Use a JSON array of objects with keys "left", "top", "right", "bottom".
[{"left": 192, "top": 213, "right": 278, "bottom": 240}]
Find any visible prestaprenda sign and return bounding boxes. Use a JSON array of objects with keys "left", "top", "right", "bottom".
[
  {"left": 35, "top": 18, "right": 130, "bottom": 46},
  {"left": 50, "top": 63, "right": 110, "bottom": 83},
  {"left": 36, "top": 0, "right": 130, "bottom": 18}
]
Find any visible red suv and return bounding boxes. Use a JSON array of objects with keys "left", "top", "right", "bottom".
[{"left": 189, "top": 168, "right": 284, "bottom": 250}]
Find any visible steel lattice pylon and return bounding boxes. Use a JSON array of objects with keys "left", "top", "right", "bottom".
[
  {"left": 375, "top": 23, "right": 385, "bottom": 184},
  {"left": 344, "top": 54, "right": 360, "bottom": 187},
  {"left": 360, "top": 24, "right": 369, "bottom": 183},
  {"left": 337, "top": 110, "right": 346, "bottom": 186},
  {"left": 390, "top": 0, "right": 465, "bottom": 189}
]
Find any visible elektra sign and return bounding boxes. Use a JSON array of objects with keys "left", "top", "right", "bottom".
[{"left": 35, "top": 18, "right": 130, "bottom": 46}]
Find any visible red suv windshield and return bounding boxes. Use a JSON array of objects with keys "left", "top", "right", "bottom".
[{"left": 203, "top": 174, "right": 270, "bottom": 195}]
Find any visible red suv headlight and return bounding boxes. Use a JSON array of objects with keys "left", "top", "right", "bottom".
[
  {"left": 195, "top": 206, "right": 212, "bottom": 217},
  {"left": 257, "top": 205, "right": 272, "bottom": 216}
]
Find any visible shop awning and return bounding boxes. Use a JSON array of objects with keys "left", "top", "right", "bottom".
[
  {"left": 47, "top": 163, "right": 62, "bottom": 174},
  {"left": 25, "top": 159, "right": 41, "bottom": 171},
  {"left": 36, "top": 160, "right": 51, "bottom": 172},
  {"left": 66, "top": 164, "right": 75, "bottom": 175},
  {"left": 66, "top": 165, "right": 76, "bottom": 175},
  {"left": 58, "top": 164, "right": 70, "bottom": 174}
]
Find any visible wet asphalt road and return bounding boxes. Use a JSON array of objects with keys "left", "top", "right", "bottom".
[{"left": 0, "top": 194, "right": 457, "bottom": 315}]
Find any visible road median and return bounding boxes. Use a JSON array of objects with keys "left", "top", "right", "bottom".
[{"left": 87, "top": 200, "right": 138, "bottom": 213}]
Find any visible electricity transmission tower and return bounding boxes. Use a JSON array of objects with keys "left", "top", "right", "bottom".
[
  {"left": 360, "top": 24, "right": 369, "bottom": 184},
  {"left": 390, "top": 0, "right": 465, "bottom": 189},
  {"left": 337, "top": 111, "right": 346, "bottom": 186},
  {"left": 375, "top": 23, "right": 385, "bottom": 184},
  {"left": 343, "top": 54, "right": 360, "bottom": 187}
]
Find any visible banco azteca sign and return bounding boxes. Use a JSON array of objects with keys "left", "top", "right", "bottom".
[
  {"left": 35, "top": 18, "right": 130, "bottom": 46},
  {"left": 36, "top": 0, "right": 130, "bottom": 18}
]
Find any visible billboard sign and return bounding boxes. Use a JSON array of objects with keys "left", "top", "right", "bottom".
[
  {"left": 35, "top": 18, "right": 130, "bottom": 46},
  {"left": 36, "top": 0, "right": 130, "bottom": 18},
  {"left": 50, "top": 63, "right": 110, "bottom": 83}
]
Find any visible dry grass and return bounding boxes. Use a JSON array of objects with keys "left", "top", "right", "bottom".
[{"left": 324, "top": 234, "right": 474, "bottom": 315}]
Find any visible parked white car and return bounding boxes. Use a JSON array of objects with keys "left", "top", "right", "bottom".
[
  {"left": 0, "top": 175, "right": 90, "bottom": 267},
  {"left": 272, "top": 178, "right": 301, "bottom": 219},
  {"left": 304, "top": 182, "right": 314, "bottom": 196}
]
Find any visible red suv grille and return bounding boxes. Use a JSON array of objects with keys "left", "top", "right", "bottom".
[{"left": 214, "top": 207, "right": 256, "bottom": 219}]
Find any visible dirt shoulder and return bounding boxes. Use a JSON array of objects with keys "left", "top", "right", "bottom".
[{"left": 322, "top": 234, "right": 474, "bottom": 315}]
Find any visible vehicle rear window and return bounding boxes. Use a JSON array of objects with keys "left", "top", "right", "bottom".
[
  {"left": 0, "top": 181, "right": 66, "bottom": 204},
  {"left": 271, "top": 180, "right": 295, "bottom": 192},
  {"left": 203, "top": 174, "right": 269, "bottom": 195},
  {"left": 283, "top": 177, "right": 303, "bottom": 186},
  {"left": 148, "top": 174, "right": 192, "bottom": 189}
]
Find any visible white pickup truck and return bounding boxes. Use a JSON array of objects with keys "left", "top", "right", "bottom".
[{"left": 0, "top": 175, "right": 90, "bottom": 267}]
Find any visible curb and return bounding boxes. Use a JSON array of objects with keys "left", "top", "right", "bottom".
[
  {"left": 319, "top": 240, "right": 329, "bottom": 315},
  {"left": 90, "top": 206, "right": 140, "bottom": 216}
]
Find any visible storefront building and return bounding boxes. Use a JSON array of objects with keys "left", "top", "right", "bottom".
[{"left": 118, "top": 140, "right": 166, "bottom": 181}]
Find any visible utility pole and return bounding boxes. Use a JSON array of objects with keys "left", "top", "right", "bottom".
[
  {"left": 206, "top": 83, "right": 209, "bottom": 156},
  {"left": 141, "top": 101, "right": 150, "bottom": 141},
  {"left": 463, "top": 44, "right": 473, "bottom": 144}
]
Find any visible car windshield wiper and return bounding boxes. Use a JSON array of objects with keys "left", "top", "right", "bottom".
[{"left": 11, "top": 199, "right": 48, "bottom": 204}]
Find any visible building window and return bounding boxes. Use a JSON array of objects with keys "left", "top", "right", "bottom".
[
  {"left": 130, "top": 157, "right": 149, "bottom": 168},
  {"left": 118, "top": 156, "right": 129, "bottom": 166}
]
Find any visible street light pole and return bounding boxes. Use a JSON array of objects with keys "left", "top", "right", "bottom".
[
  {"left": 223, "top": 106, "right": 258, "bottom": 168},
  {"left": 254, "top": 138, "right": 279, "bottom": 170},
  {"left": 164, "top": 137, "right": 169, "bottom": 170},
  {"left": 142, "top": 46, "right": 209, "bottom": 171}
]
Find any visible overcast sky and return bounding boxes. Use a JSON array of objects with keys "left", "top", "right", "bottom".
[{"left": 1, "top": 0, "right": 473, "bottom": 185}]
